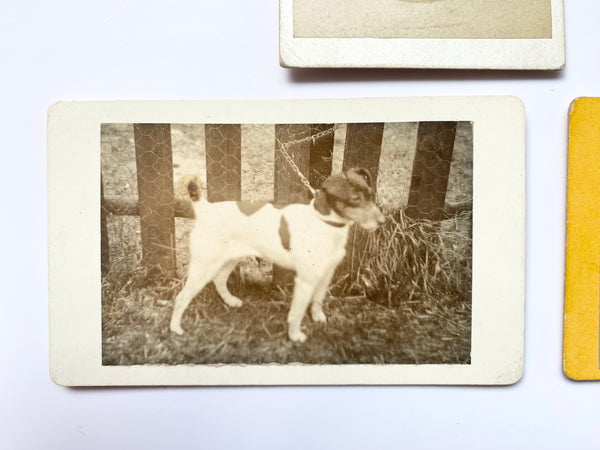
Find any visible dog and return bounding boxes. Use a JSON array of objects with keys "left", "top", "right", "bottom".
[{"left": 169, "top": 167, "right": 385, "bottom": 342}]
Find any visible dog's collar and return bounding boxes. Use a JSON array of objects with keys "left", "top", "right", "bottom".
[
  {"left": 312, "top": 204, "right": 349, "bottom": 228},
  {"left": 320, "top": 218, "right": 347, "bottom": 228}
]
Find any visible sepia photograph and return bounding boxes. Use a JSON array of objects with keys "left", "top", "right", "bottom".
[
  {"left": 101, "top": 121, "right": 473, "bottom": 366},
  {"left": 280, "top": 0, "right": 565, "bottom": 69},
  {"left": 48, "top": 98, "right": 524, "bottom": 385},
  {"left": 293, "top": 0, "right": 552, "bottom": 39}
]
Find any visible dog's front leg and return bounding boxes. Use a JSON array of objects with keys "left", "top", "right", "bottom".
[
  {"left": 287, "top": 274, "right": 318, "bottom": 343},
  {"left": 310, "top": 266, "right": 336, "bottom": 324}
]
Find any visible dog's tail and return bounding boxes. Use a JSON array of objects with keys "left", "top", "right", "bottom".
[{"left": 177, "top": 174, "right": 204, "bottom": 203}]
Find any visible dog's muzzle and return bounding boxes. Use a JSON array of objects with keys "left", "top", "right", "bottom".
[{"left": 359, "top": 205, "right": 385, "bottom": 231}]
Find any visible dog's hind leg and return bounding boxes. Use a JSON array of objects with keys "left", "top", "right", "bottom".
[
  {"left": 213, "top": 259, "right": 243, "bottom": 308},
  {"left": 169, "top": 258, "right": 225, "bottom": 335}
]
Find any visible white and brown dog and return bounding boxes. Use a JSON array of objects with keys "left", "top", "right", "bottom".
[{"left": 170, "top": 168, "right": 385, "bottom": 342}]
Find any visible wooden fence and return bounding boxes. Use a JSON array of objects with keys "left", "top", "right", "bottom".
[{"left": 101, "top": 122, "right": 467, "bottom": 279}]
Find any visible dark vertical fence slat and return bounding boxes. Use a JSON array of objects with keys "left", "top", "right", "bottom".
[
  {"left": 309, "top": 124, "right": 335, "bottom": 189},
  {"left": 205, "top": 124, "right": 242, "bottom": 202},
  {"left": 100, "top": 178, "right": 110, "bottom": 277},
  {"left": 342, "top": 123, "right": 384, "bottom": 191},
  {"left": 134, "top": 124, "right": 177, "bottom": 278},
  {"left": 274, "top": 124, "right": 312, "bottom": 205},
  {"left": 406, "top": 121, "right": 457, "bottom": 220}
]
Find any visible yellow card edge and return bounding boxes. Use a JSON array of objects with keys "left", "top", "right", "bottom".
[{"left": 564, "top": 97, "right": 600, "bottom": 380}]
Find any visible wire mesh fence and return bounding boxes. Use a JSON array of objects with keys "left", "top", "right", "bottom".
[{"left": 101, "top": 121, "right": 472, "bottom": 288}]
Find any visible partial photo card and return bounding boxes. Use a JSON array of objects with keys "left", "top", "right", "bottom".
[
  {"left": 280, "top": 0, "right": 565, "bottom": 69},
  {"left": 564, "top": 97, "right": 600, "bottom": 380},
  {"left": 48, "top": 97, "right": 525, "bottom": 386}
]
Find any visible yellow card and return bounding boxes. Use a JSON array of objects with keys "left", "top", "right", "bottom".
[{"left": 565, "top": 97, "right": 600, "bottom": 380}]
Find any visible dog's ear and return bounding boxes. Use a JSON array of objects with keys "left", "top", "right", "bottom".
[
  {"left": 352, "top": 168, "right": 373, "bottom": 188},
  {"left": 313, "top": 189, "right": 331, "bottom": 215},
  {"left": 321, "top": 173, "right": 351, "bottom": 201}
]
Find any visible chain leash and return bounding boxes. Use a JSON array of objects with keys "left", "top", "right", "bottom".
[{"left": 276, "top": 125, "right": 339, "bottom": 197}]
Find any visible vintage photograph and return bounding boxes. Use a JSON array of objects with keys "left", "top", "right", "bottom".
[
  {"left": 48, "top": 97, "right": 524, "bottom": 385},
  {"left": 101, "top": 121, "right": 473, "bottom": 366},
  {"left": 280, "top": 0, "right": 565, "bottom": 69}
]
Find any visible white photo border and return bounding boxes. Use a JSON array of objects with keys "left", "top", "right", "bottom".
[
  {"left": 48, "top": 97, "right": 525, "bottom": 386},
  {"left": 279, "top": 0, "right": 565, "bottom": 70}
]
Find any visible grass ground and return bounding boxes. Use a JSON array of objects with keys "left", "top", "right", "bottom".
[{"left": 102, "top": 271, "right": 470, "bottom": 366}]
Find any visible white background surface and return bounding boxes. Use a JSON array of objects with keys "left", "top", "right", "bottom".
[{"left": 0, "top": 1, "right": 598, "bottom": 449}]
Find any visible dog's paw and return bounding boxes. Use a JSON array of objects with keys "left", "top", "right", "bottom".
[
  {"left": 311, "top": 310, "right": 327, "bottom": 324},
  {"left": 170, "top": 323, "right": 185, "bottom": 335},
  {"left": 288, "top": 329, "right": 307, "bottom": 343},
  {"left": 224, "top": 296, "right": 243, "bottom": 308}
]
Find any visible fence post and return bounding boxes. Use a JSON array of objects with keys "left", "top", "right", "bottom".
[
  {"left": 205, "top": 124, "right": 242, "bottom": 202},
  {"left": 406, "top": 121, "right": 457, "bottom": 220},
  {"left": 274, "top": 124, "right": 312, "bottom": 205},
  {"left": 101, "top": 178, "right": 110, "bottom": 276},
  {"left": 342, "top": 123, "right": 384, "bottom": 191},
  {"left": 134, "top": 124, "right": 177, "bottom": 278}
]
